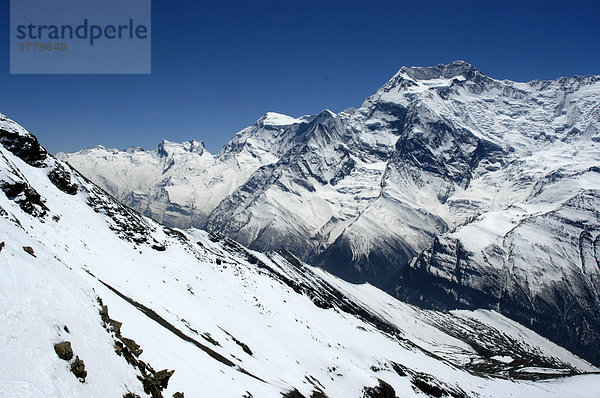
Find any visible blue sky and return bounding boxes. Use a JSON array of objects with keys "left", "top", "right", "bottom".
[{"left": 1, "top": 0, "right": 599, "bottom": 154}]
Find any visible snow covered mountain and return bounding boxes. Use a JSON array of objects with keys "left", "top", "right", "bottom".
[
  {"left": 59, "top": 61, "right": 600, "bottom": 366},
  {"left": 3, "top": 115, "right": 600, "bottom": 396},
  {"left": 58, "top": 112, "right": 315, "bottom": 228}
]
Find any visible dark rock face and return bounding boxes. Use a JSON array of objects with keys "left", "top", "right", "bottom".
[
  {"left": 53, "top": 341, "right": 73, "bottom": 361},
  {"left": 142, "top": 369, "right": 175, "bottom": 398},
  {"left": 0, "top": 126, "right": 48, "bottom": 167},
  {"left": 314, "top": 235, "right": 416, "bottom": 286},
  {"left": 362, "top": 379, "right": 396, "bottom": 398},
  {"left": 0, "top": 120, "right": 51, "bottom": 219},
  {"left": 281, "top": 389, "right": 306, "bottom": 398},
  {"left": 122, "top": 337, "right": 143, "bottom": 357},
  {"left": 48, "top": 165, "right": 78, "bottom": 195},
  {"left": 22, "top": 246, "right": 36, "bottom": 257},
  {"left": 70, "top": 356, "right": 87, "bottom": 381},
  {"left": 0, "top": 180, "right": 48, "bottom": 218},
  {"left": 393, "top": 120, "right": 505, "bottom": 188}
]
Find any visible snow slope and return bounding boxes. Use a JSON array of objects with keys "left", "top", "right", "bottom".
[{"left": 3, "top": 114, "right": 600, "bottom": 397}]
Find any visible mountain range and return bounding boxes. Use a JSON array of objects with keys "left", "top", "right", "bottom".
[
  {"left": 59, "top": 61, "right": 600, "bottom": 367},
  {"left": 2, "top": 105, "right": 600, "bottom": 396}
]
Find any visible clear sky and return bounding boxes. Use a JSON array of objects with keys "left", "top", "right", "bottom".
[{"left": 1, "top": 0, "right": 599, "bottom": 154}]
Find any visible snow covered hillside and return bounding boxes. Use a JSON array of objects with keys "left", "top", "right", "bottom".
[{"left": 3, "top": 114, "right": 600, "bottom": 397}]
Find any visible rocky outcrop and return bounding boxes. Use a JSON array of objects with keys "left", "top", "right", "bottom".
[
  {"left": 98, "top": 298, "right": 178, "bottom": 398},
  {"left": 0, "top": 114, "right": 48, "bottom": 167},
  {"left": 53, "top": 340, "right": 86, "bottom": 382},
  {"left": 53, "top": 341, "right": 73, "bottom": 361},
  {"left": 70, "top": 356, "right": 87, "bottom": 381},
  {"left": 22, "top": 246, "right": 35, "bottom": 257},
  {"left": 362, "top": 380, "right": 396, "bottom": 398}
]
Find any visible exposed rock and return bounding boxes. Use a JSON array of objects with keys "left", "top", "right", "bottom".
[
  {"left": 390, "top": 362, "right": 407, "bottom": 377},
  {"left": 412, "top": 378, "right": 445, "bottom": 398},
  {"left": 200, "top": 332, "right": 220, "bottom": 346},
  {"left": 155, "top": 369, "right": 175, "bottom": 388},
  {"left": 97, "top": 298, "right": 182, "bottom": 398},
  {"left": 0, "top": 241, "right": 4, "bottom": 252},
  {"left": 141, "top": 369, "right": 175, "bottom": 398},
  {"left": 122, "top": 337, "right": 143, "bottom": 357},
  {"left": 281, "top": 389, "right": 305, "bottom": 398},
  {"left": 123, "top": 393, "right": 141, "bottom": 398},
  {"left": 99, "top": 303, "right": 111, "bottom": 324},
  {"left": 48, "top": 165, "right": 78, "bottom": 195},
  {"left": 22, "top": 246, "right": 35, "bottom": 257},
  {"left": 109, "top": 319, "right": 122, "bottom": 335},
  {"left": 0, "top": 122, "right": 48, "bottom": 167},
  {"left": 232, "top": 336, "right": 252, "bottom": 356},
  {"left": 53, "top": 341, "right": 73, "bottom": 360},
  {"left": 220, "top": 328, "right": 253, "bottom": 355},
  {"left": 362, "top": 379, "right": 396, "bottom": 398},
  {"left": 0, "top": 181, "right": 48, "bottom": 217},
  {"left": 70, "top": 355, "right": 87, "bottom": 381}
]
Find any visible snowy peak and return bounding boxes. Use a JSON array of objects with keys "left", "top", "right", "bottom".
[
  {"left": 258, "top": 112, "right": 304, "bottom": 126},
  {"left": 312, "top": 108, "right": 337, "bottom": 124},
  {"left": 375, "top": 60, "right": 497, "bottom": 101},
  {"left": 399, "top": 60, "right": 480, "bottom": 81},
  {"left": 156, "top": 139, "right": 206, "bottom": 157},
  {"left": 124, "top": 145, "right": 144, "bottom": 154}
]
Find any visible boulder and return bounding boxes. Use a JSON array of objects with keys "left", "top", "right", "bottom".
[
  {"left": 22, "top": 246, "right": 35, "bottom": 257},
  {"left": 53, "top": 341, "right": 73, "bottom": 360},
  {"left": 70, "top": 356, "right": 87, "bottom": 381}
]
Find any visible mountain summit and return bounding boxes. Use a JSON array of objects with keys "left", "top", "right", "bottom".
[{"left": 399, "top": 60, "right": 481, "bottom": 80}]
